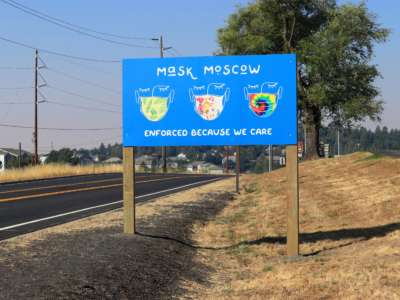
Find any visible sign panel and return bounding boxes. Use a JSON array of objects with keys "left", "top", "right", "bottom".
[{"left": 123, "top": 54, "right": 297, "bottom": 146}]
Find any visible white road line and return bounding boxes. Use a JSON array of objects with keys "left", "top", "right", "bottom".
[{"left": 0, "top": 177, "right": 220, "bottom": 232}]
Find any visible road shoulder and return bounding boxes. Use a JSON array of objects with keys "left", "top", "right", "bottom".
[{"left": 0, "top": 178, "right": 235, "bottom": 299}]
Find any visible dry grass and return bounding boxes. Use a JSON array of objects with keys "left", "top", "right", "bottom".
[
  {"left": 1, "top": 152, "right": 399, "bottom": 299},
  {"left": 189, "top": 152, "right": 400, "bottom": 299},
  {"left": 0, "top": 163, "right": 122, "bottom": 183}
]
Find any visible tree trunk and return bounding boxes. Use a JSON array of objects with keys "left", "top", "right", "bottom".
[{"left": 303, "top": 105, "right": 321, "bottom": 160}]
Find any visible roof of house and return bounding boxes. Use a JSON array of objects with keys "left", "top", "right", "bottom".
[
  {"left": 103, "top": 157, "right": 122, "bottom": 163},
  {"left": 202, "top": 163, "right": 222, "bottom": 170},
  {"left": 0, "top": 148, "right": 31, "bottom": 157}
]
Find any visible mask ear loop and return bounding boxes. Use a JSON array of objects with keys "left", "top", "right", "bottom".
[
  {"left": 135, "top": 90, "right": 143, "bottom": 115},
  {"left": 135, "top": 90, "right": 140, "bottom": 105},
  {"left": 277, "top": 86, "right": 283, "bottom": 101},
  {"left": 189, "top": 88, "right": 194, "bottom": 104},
  {"left": 223, "top": 87, "right": 231, "bottom": 106},
  {"left": 168, "top": 89, "right": 175, "bottom": 109},
  {"left": 243, "top": 86, "right": 249, "bottom": 103}
]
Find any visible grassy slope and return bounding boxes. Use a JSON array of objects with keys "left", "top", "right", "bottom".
[
  {"left": 0, "top": 164, "right": 122, "bottom": 183},
  {"left": 190, "top": 152, "right": 400, "bottom": 299}
]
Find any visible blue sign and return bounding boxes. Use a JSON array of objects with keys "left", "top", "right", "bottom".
[{"left": 123, "top": 54, "right": 297, "bottom": 146}]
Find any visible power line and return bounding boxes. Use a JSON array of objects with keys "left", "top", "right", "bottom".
[
  {"left": 2, "top": 0, "right": 154, "bottom": 41},
  {"left": 65, "top": 135, "right": 122, "bottom": 148},
  {"left": 0, "top": 86, "right": 32, "bottom": 90},
  {"left": 38, "top": 135, "right": 122, "bottom": 150},
  {"left": 42, "top": 55, "right": 115, "bottom": 76},
  {"left": 0, "top": 35, "right": 120, "bottom": 63},
  {"left": 45, "top": 100, "right": 121, "bottom": 114},
  {"left": 166, "top": 47, "right": 181, "bottom": 56},
  {"left": 0, "top": 101, "right": 31, "bottom": 104},
  {"left": 0, "top": 0, "right": 158, "bottom": 49},
  {"left": 0, "top": 66, "right": 33, "bottom": 70},
  {"left": 46, "top": 67, "right": 121, "bottom": 94},
  {"left": 0, "top": 122, "right": 121, "bottom": 131},
  {"left": 47, "top": 85, "right": 120, "bottom": 107},
  {"left": 0, "top": 104, "right": 13, "bottom": 121}
]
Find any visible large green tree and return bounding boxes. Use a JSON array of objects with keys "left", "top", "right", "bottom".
[{"left": 218, "top": 0, "right": 388, "bottom": 158}]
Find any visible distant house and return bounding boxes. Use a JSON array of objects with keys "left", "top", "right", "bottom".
[
  {"left": 103, "top": 157, "right": 122, "bottom": 164},
  {"left": 72, "top": 151, "right": 94, "bottom": 165},
  {"left": 202, "top": 162, "right": 223, "bottom": 174},
  {"left": 186, "top": 161, "right": 205, "bottom": 173},
  {"left": 39, "top": 155, "right": 48, "bottom": 164},
  {"left": 91, "top": 154, "right": 100, "bottom": 163},
  {"left": 165, "top": 155, "right": 189, "bottom": 169},
  {"left": 166, "top": 160, "right": 179, "bottom": 169},
  {"left": 0, "top": 148, "right": 31, "bottom": 171},
  {"left": 176, "top": 153, "right": 188, "bottom": 160},
  {"left": 186, "top": 161, "right": 223, "bottom": 174},
  {"left": 0, "top": 150, "right": 8, "bottom": 172},
  {"left": 221, "top": 155, "right": 236, "bottom": 165},
  {"left": 135, "top": 155, "right": 159, "bottom": 171}
]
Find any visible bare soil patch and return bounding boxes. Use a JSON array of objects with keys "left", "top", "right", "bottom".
[{"left": 0, "top": 179, "right": 235, "bottom": 299}]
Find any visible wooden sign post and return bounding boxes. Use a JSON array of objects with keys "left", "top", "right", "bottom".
[
  {"left": 123, "top": 147, "right": 136, "bottom": 234},
  {"left": 236, "top": 146, "right": 240, "bottom": 193},
  {"left": 286, "top": 145, "right": 299, "bottom": 256}
]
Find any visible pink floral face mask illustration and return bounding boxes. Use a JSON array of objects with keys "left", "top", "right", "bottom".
[{"left": 189, "top": 83, "right": 230, "bottom": 121}]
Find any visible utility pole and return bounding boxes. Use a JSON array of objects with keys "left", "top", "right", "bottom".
[
  {"left": 151, "top": 35, "right": 173, "bottom": 173},
  {"left": 304, "top": 126, "right": 307, "bottom": 156},
  {"left": 225, "top": 146, "right": 229, "bottom": 173},
  {"left": 158, "top": 35, "right": 171, "bottom": 174},
  {"left": 268, "top": 145, "right": 273, "bottom": 172},
  {"left": 236, "top": 146, "right": 240, "bottom": 193},
  {"left": 18, "top": 142, "right": 21, "bottom": 168},
  {"left": 33, "top": 49, "right": 38, "bottom": 165}
]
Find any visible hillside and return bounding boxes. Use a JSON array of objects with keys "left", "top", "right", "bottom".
[{"left": 189, "top": 152, "right": 400, "bottom": 299}]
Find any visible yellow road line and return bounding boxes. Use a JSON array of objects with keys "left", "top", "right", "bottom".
[
  {"left": 0, "top": 178, "right": 121, "bottom": 195},
  {"left": 0, "top": 174, "right": 185, "bottom": 195},
  {"left": 0, "top": 183, "right": 123, "bottom": 203},
  {"left": 0, "top": 176, "right": 193, "bottom": 203}
]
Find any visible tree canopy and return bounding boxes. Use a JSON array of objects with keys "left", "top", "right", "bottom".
[{"left": 218, "top": 0, "right": 389, "bottom": 158}]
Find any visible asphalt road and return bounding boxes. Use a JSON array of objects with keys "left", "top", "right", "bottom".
[{"left": 0, "top": 173, "right": 224, "bottom": 240}]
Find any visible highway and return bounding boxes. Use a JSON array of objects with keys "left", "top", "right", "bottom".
[{"left": 0, "top": 173, "right": 223, "bottom": 241}]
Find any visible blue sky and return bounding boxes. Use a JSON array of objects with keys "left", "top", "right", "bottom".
[{"left": 0, "top": 0, "right": 398, "bottom": 151}]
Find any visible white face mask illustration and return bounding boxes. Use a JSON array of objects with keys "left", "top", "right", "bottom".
[
  {"left": 135, "top": 85, "right": 174, "bottom": 122},
  {"left": 189, "top": 83, "right": 230, "bottom": 121},
  {"left": 244, "top": 82, "right": 283, "bottom": 118}
]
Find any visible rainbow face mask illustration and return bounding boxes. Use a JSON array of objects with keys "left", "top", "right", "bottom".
[
  {"left": 244, "top": 82, "right": 283, "bottom": 118},
  {"left": 135, "top": 85, "right": 174, "bottom": 122},
  {"left": 189, "top": 83, "right": 230, "bottom": 121}
]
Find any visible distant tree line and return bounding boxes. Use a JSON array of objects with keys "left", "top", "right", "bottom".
[
  {"left": 46, "top": 143, "right": 122, "bottom": 165},
  {"left": 42, "top": 125, "right": 399, "bottom": 171},
  {"left": 319, "top": 125, "right": 400, "bottom": 156}
]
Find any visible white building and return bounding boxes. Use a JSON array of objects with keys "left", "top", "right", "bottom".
[{"left": 0, "top": 148, "right": 31, "bottom": 171}]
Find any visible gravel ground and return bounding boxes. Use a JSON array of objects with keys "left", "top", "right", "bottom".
[{"left": 0, "top": 180, "right": 235, "bottom": 299}]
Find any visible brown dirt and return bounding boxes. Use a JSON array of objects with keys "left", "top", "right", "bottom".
[{"left": 0, "top": 179, "right": 236, "bottom": 299}]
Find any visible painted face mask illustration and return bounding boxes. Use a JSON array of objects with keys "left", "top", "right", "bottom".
[
  {"left": 135, "top": 85, "right": 174, "bottom": 122},
  {"left": 244, "top": 82, "right": 283, "bottom": 118},
  {"left": 189, "top": 83, "right": 230, "bottom": 121}
]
